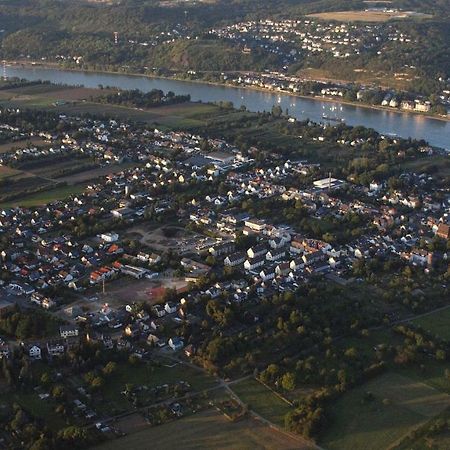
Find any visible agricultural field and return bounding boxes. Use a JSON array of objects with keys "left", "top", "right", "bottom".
[
  {"left": 321, "top": 372, "right": 450, "bottom": 450},
  {"left": 0, "top": 136, "right": 49, "bottom": 154},
  {"left": 410, "top": 307, "right": 450, "bottom": 341},
  {"left": 94, "top": 408, "right": 309, "bottom": 450},
  {"left": 308, "top": 10, "right": 432, "bottom": 23},
  {"left": 231, "top": 378, "right": 293, "bottom": 427}
]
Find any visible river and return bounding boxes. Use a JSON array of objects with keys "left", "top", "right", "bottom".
[{"left": 6, "top": 65, "right": 450, "bottom": 150}]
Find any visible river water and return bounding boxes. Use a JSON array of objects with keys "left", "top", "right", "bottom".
[{"left": 6, "top": 65, "right": 450, "bottom": 150}]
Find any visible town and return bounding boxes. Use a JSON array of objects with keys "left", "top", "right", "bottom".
[{"left": 0, "top": 97, "right": 449, "bottom": 448}]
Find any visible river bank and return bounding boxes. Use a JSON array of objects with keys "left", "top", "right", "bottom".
[
  {"left": 5, "top": 62, "right": 450, "bottom": 150},
  {"left": 7, "top": 61, "right": 449, "bottom": 124}
]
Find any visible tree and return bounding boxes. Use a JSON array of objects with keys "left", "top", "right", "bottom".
[
  {"left": 281, "top": 372, "right": 296, "bottom": 391},
  {"left": 102, "top": 361, "right": 117, "bottom": 376},
  {"left": 57, "top": 426, "right": 88, "bottom": 445}
]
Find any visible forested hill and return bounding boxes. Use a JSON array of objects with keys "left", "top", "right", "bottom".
[{"left": 0, "top": 0, "right": 448, "bottom": 93}]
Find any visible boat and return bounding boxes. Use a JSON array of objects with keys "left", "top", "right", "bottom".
[{"left": 322, "top": 114, "right": 345, "bottom": 123}]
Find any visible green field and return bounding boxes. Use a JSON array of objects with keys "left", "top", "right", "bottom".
[
  {"left": 94, "top": 408, "right": 310, "bottom": 450},
  {"left": 411, "top": 308, "right": 450, "bottom": 341},
  {"left": 0, "top": 183, "right": 86, "bottom": 208},
  {"left": 231, "top": 378, "right": 293, "bottom": 427},
  {"left": 322, "top": 372, "right": 450, "bottom": 450}
]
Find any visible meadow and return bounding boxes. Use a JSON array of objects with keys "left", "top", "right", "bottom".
[
  {"left": 321, "top": 372, "right": 450, "bottom": 450},
  {"left": 231, "top": 378, "right": 293, "bottom": 427}
]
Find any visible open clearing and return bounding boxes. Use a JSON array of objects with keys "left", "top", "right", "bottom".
[
  {"left": 308, "top": 10, "right": 432, "bottom": 22},
  {"left": 94, "top": 408, "right": 307, "bottom": 450},
  {"left": 231, "top": 378, "right": 293, "bottom": 427},
  {"left": 322, "top": 372, "right": 450, "bottom": 450},
  {"left": 411, "top": 307, "right": 450, "bottom": 341}
]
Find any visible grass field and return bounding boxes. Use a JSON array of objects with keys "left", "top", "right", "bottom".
[
  {"left": 411, "top": 307, "right": 450, "bottom": 341},
  {"left": 94, "top": 408, "right": 310, "bottom": 450},
  {"left": 0, "top": 183, "right": 86, "bottom": 208},
  {"left": 400, "top": 156, "right": 450, "bottom": 179},
  {"left": 231, "top": 378, "right": 293, "bottom": 427},
  {"left": 308, "top": 10, "right": 432, "bottom": 22},
  {"left": 322, "top": 372, "right": 450, "bottom": 450}
]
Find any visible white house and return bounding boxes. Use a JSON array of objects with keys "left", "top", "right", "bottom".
[{"left": 28, "top": 345, "right": 42, "bottom": 360}]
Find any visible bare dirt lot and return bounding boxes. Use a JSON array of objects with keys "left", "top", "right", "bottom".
[
  {"left": 127, "top": 225, "right": 214, "bottom": 254},
  {"left": 308, "top": 10, "right": 431, "bottom": 22},
  {"left": 85, "top": 275, "right": 189, "bottom": 309}
]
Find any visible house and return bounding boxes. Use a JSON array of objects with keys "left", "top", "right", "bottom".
[
  {"left": 184, "top": 344, "right": 196, "bottom": 357},
  {"left": 302, "top": 250, "right": 326, "bottom": 266},
  {"left": 224, "top": 252, "right": 246, "bottom": 267},
  {"left": 28, "top": 344, "right": 42, "bottom": 360},
  {"left": 266, "top": 248, "right": 286, "bottom": 261},
  {"left": 42, "top": 297, "right": 56, "bottom": 309},
  {"left": 147, "top": 334, "right": 160, "bottom": 346},
  {"left": 168, "top": 337, "right": 184, "bottom": 351},
  {"left": 165, "top": 302, "right": 177, "bottom": 314},
  {"left": 47, "top": 341, "right": 65, "bottom": 357},
  {"left": 100, "top": 232, "right": 119, "bottom": 243},
  {"left": 259, "top": 266, "right": 276, "bottom": 281},
  {"left": 148, "top": 253, "right": 162, "bottom": 265},
  {"left": 401, "top": 100, "right": 415, "bottom": 110},
  {"left": 111, "top": 207, "right": 135, "bottom": 219},
  {"left": 152, "top": 304, "right": 166, "bottom": 318},
  {"left": 209, "top": 241, "right": 235, "bottom": 257},
  {"left": 60, "top": 325, "right": 79, "bottom": 339},
  {"left": 247, "top": 244, "right": 267, "bottom": 259},
  {"left": 244, "top": 255, "right": 266, "bottom": 271},
  {"left": 0, "top": 343, "right": 10, "bottom": 359},
  {"left": 124, "top": 323, "right": 140, "bottom": 338},
  {"left": 369, "top": 181, "right": 383, "bottom": 192},
  {"left": 436, "top": 223, "right": 450, "bottom": 240},
  {"left": 275, "top": 262, "right": 290, "bottom": 276}
]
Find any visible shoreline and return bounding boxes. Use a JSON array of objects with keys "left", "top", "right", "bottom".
[{"left": 5, "top": 61, "right": 450, "bottom": 124}]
